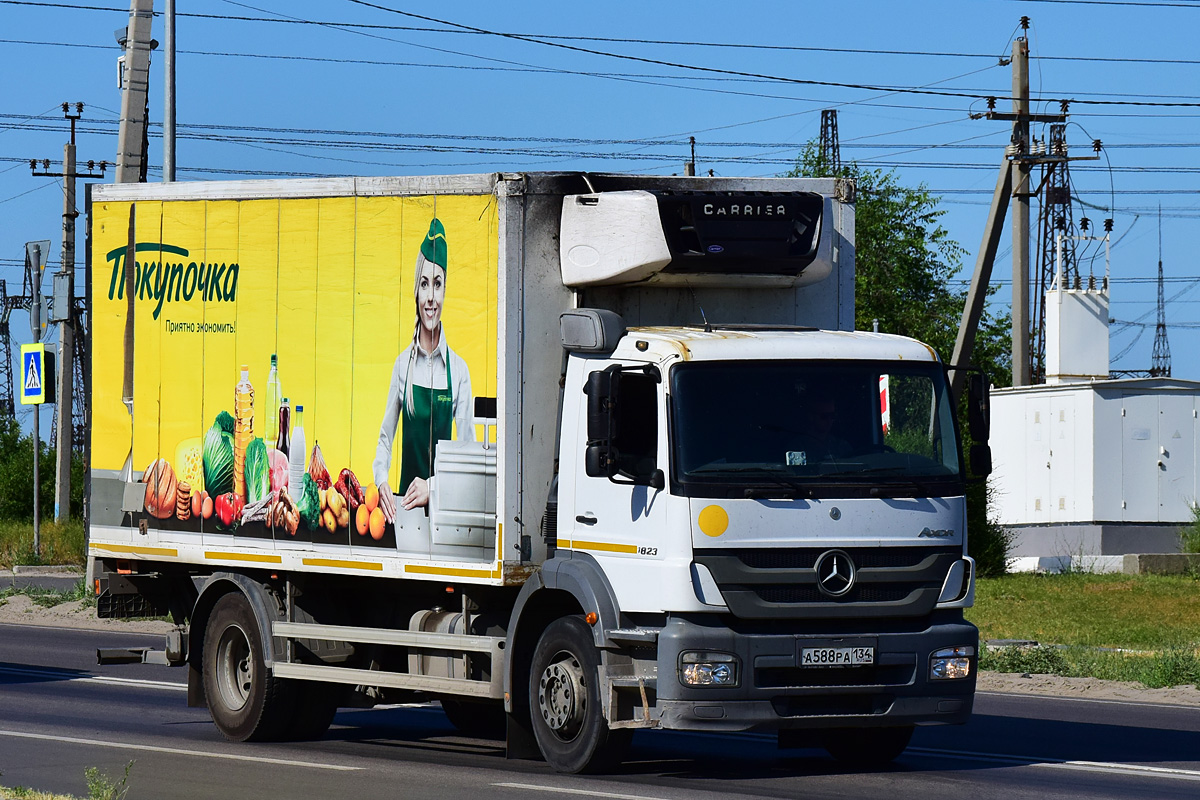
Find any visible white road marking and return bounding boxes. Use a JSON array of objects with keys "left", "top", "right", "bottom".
[
  {"left": 0, "top": 730, "right": 361, "bottom": 771},
  {"left": 910, "top": 747, "right": 1200, "bottom": 782},
  {"left": 0, "top": 665, "right": 186, "bottom": 691},
  {"left": 493, "top": 784, "right": 668, "bottom": 800},
  {"left": 977, "top": 689, "right": 1200, "bottom": 712}
]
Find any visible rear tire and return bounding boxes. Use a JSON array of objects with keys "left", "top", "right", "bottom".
[
  {"left": 823, "top": 725, "right": 914, "bottom": 766},
  {"left": 202, "top": 591, "right": 295, "bottom": 742},
  {"left": 529, "top": 616, "right": 630, "bottom": 773}
]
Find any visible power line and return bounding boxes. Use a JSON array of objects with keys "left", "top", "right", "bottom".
[
  {"left": 6, "top": 1, "right": 1200, "bottom": 66},
  {"left": 325, "top": 0, "right": 1200, "bottom": 108}
]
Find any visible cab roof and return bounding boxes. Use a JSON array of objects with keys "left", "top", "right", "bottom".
[{"left": 613, "top": 326, "right": 942, "bottom": 365}]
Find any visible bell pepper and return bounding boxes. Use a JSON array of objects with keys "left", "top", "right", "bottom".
[{"left": 215, "top": 492, "right": 244, "bottom": 528}]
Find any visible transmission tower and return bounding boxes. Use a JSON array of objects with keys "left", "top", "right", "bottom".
[
  {"left": 1151, "top": 209, "right": 1172, "bottom": 377},
  {"left": 1031, "top": 124, "right": 1081, "bottom": 383},
  {"left": 819, "top": 109, "right": 841, "bottom": 176},
  {"left": 0, "top": 280, "right": 18, "bottom": 418}
]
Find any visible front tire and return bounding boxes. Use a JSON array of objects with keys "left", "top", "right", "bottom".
[
  {"left": 823, "top": 725, "right": 914, "bottom": 766},
  {"left": 529, "top": 616, "right": 629, "bottom": 773},
  {"left": 202, "top": 592, "right": 295, "bottom": 741}
]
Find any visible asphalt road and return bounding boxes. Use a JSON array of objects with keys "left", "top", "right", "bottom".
[{"left": 2, "top": 621, "right": 1199, "bottom": 799}]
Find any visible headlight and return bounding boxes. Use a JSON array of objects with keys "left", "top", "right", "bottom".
[
  {"left": 680, "top": 651, "right": 740, "bottom": 687},
  {"left": 929, "top": 645, "right": 975, "bottom": 680}
]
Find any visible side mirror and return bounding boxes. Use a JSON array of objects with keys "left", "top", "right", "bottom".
[
  {"left": 969, "top": 443, "right": 993, "bottom": 478},
  {"left": 967, "top": 373, "right": 990, "bottom": 441},
  {"left": 584, "top": 366, "right": 622, "bottom": 478}
]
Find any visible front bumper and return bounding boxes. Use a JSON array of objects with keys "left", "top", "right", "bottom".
[{"left": 654, "top": 612, "right": 977, "bottom": 733}]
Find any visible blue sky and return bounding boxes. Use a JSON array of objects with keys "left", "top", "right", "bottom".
[{"left": 2, "top": 0, "right": 1199, "bottom": 434}]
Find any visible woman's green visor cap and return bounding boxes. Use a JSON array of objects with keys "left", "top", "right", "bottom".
[{"left": 421, "top": 218, "right": 447, "bottom": 270}]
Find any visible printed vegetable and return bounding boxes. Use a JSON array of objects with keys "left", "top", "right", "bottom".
[
  {"left": 215, "top": 492, "right": 244, "bottom": 528},
  {"left": 142, "top": 459, "right": 178, "bottom": 519},
  {"left": 203, "top": 411, "right": 236, "bottom": 496},
  {"left": 296, "top": 473, "right": 322, "bottom": 531},
  {"left": 243, "top": 438, "right": 271, "bottom": 503}
]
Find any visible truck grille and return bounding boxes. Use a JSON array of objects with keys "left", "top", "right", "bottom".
[
  {"left": 694, "top": 546, "right": 961, "bottom": 620},
  {"left": 756, "top": 663, "right": 916, "bottom": 689}
]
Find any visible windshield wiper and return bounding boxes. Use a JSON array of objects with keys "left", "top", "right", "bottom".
[{"left": 688, "top": 465, "right": 813, "bottom": 498}]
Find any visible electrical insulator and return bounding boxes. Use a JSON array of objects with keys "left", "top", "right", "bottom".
[
  {"left": 1055, "top": 216, "right": 1065, "bottom": 231},
  {"left": 1081, "top": 217, "right": 1090, "bottom": 231},
  {"left": 1104, "top": 218, "right": 1114, "bottom": 232},
  {"left": 1093, "top": 139, "right": 1102, "bottom": 153}
]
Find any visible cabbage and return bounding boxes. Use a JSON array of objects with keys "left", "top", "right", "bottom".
[
  {"left": 297, "top": 473, "right": 321, "bottom": 531},
  {"left": 244, "top": 438, "right": 270, "bottom": 503},
  {"left": 203, "top": 412, "right": 235, "bottom": 496}
]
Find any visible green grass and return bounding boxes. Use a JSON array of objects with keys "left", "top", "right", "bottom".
[
  {"left": 969, "top": 573, "right": 1200, "bottom": 688},
  {"left": 0, "top": 518, "right": 85, "bottom": 569},
  {"left": 0, "top": 761, "right": 134, "bottom": 800},
  {"left": 0, "top": 578, "right": 94, "bottom": 609},
  {"left": 968, "top": 572, "right": 1200, "bottom": 649}
]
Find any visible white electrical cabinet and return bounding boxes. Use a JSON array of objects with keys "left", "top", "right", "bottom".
[{"left": 990, "top": 379, "right": 1200, "bottom": 556}]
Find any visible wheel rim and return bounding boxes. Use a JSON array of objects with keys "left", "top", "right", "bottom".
[
  {"left": 214, "top": 622, "right": 253, "bottom": 712},
  {"left": 537, "top": 649, "right": 586, "bottom": 741}
]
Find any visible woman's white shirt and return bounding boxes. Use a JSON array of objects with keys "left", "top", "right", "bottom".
[{"left": 373, "top": 326, "right": 474, "bottom": 488}]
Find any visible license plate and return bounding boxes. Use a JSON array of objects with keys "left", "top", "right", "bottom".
[{"left": 801, "top": 646, "right": 875, "bottom": 667}]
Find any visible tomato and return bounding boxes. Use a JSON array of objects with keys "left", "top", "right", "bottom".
[{"left": 215, "top": 492, "right": 244, "bottom": 528}]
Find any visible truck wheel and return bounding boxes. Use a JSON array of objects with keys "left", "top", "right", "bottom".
[
  {"left": 202, "top": 592, "right": 294, "bottom": 742},
  {"left": 822, "top": 725, "right": 914, "bottom": 766},
  {"left": 529, "top": 616, "right": 629, "bottom": 773},
  {"left": 441, "top": 698, "right": 507, "bottom": 739}
]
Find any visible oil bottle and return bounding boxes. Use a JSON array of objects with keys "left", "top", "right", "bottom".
[{"left": 234, "top": 365, "right": 254, "bottom": 499}]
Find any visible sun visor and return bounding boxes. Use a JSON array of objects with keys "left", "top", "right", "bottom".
[{"left": 560, "top": 189, "right": 831, "bottom": 288}]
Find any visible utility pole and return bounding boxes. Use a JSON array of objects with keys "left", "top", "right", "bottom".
[
  {"left": 116, "top": 0, "right": 156, "bottom": 184},
  {"left": 31, "top": 105, "right": 107, "bottom": 523},
  {"left": 685, "top": 136, "right": 696, "bottom": 177},
  {"left": 163, "top": 0, "right": 176, "bottom": 181},
  {"left": 1010, "top": 22, "right": 1031, "bottom": 386}
]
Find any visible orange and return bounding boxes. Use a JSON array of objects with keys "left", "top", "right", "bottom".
[
  {"left": 365, "top": 484, "right": 379, "bottom": 513},
  {"left": 355, "top": 504, "right": 370, "bottom": 536},
  {"left": 369, "top": 507, "right": 386, "bottom": 541}
]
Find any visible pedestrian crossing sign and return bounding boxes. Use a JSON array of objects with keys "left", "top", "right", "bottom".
[{"left": 20, "top": 343, "right": 45, "bottom": 405}]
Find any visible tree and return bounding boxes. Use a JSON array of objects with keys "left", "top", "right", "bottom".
[
  {"left": 785, "top": 144, "right": 1010, "bottom": 387},
  {"left": 786, "top": 144, "right": 1014, "bottom": 574}
]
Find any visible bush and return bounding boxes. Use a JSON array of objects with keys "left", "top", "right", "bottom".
[
  {"left": 0, "top": 415, "right": 85, "bottom": 521},
  {"left": 1145, "top": 646, "right": 1200, "bottom": 689},
  {"left": 979, "top": 643, "right": 1069, "bottom": 675},
  {"left": 1180, "top": 505, "right": 1200, "bottom": 554},
  {"left": 967, "top": 480, "right": 1013, "bottom": 578}
]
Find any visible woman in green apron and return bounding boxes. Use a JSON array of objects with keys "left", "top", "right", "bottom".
[{"left": 373, "top": 218, "right": 474, "bottom": 522}]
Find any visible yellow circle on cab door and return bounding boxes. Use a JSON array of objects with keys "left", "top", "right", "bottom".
[{"left": 697, "top": 505, "right": 729, "bottom": 537}]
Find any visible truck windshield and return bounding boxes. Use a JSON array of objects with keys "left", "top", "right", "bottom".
[{"left": 670, "top": 360, "right": 962, "bottom": 498}]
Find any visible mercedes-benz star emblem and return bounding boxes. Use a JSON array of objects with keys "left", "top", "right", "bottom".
[{"left": 814, "top": 549, "right": 856, "bottom": 598}]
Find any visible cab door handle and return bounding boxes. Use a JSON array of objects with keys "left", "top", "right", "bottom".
[{"left": 576, "top": 514, "right": 597, "bottom": 526}]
